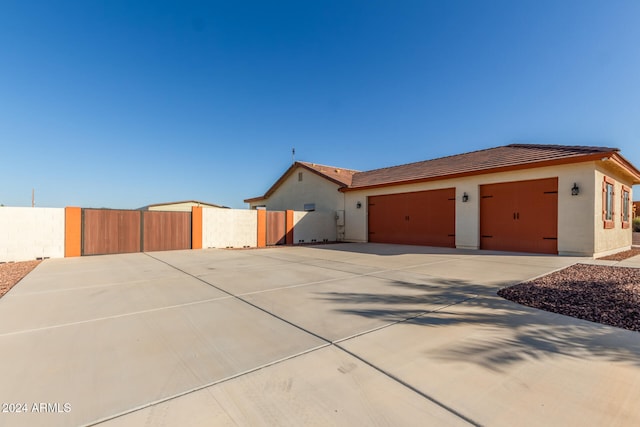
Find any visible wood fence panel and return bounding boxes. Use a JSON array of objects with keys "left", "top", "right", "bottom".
[
  {"left": 83, "top": 209, "right": 141, "bottom": 255},
  {"left": 266, "top": 211, "right": 286, "bottom": 246},
  {"left": 142, "top": 211, "right": 192, "bottom": 252}
]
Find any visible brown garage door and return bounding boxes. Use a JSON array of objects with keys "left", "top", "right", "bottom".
[
  {"left": 368, "top": 188, "right": 456, "bottom": 247},
  {"left": 480, "top": 177, "right": 558, "bottom": 254}
]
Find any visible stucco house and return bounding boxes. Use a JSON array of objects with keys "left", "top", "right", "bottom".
[
  {"left": 139, "top": 200, "right": 227, "bottom": 212},
  {"left": 245, "top": 161, "right": 359, "bottom": 213},
  {"left": 246, "top": 144, "right": 640, "bottom": 257}
]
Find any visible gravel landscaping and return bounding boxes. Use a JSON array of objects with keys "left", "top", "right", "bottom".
[
  {"left": 0, "top": 261, "right": 41, "bottom": 299},
  {"left": 499, "top": 264, "right": 640, "bottom": 332},
  {"left": 598, "top": 248, "right": 640, "bottom": 261}
]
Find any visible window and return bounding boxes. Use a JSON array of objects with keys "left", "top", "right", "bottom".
[
  {"left": 622, "top": 185, "right": 631, "bottom": 229},
  {"left": 603, "top": 176, "right": 615, "bottom": 229},
  {"left": 298, "top": 172, "right": 303, "bottom": 182}
]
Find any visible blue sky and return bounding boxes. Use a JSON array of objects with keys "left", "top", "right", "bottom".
[{"left": 1, "top": 0, "right": 639, "bottom": 208}]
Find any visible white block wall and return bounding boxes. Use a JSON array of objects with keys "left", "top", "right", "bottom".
[
  {"left": 0, "top": 207, "right": 65, "bottom": 262},
  {"left": 202, "top": 208, "right": 257, "bottom": 248},
  {"left": 292, "top": 211, "right": 337, "bottom": 243}
]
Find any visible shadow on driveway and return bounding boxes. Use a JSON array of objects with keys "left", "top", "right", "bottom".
[
  {"left": 317, "top": 277, "right": 640, "bottom": 372},
  {"left": 308, "top": 242, "right": 564, "bottom": 257}
]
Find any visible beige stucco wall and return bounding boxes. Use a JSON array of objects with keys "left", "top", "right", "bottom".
[
  {"left": 148, "top": 202, "right": 220, "bottom": 212},
  {"left": 249, "top": 166, "right": 345, "bottom": 213},
  {"left": 344, "top": 162, "right": 613, "bottom": 256},
  {"left": 202, "top": 208, "right": 257, "bottom": 248},
  {"left": 593, "top": 162, "right": 634, "bottom": 257},
  {"left": 0, "top": 207, "right": 65, "bottom": 262},
  {"left": 292, "top": 211, "right": 337, "bottom": 243}
]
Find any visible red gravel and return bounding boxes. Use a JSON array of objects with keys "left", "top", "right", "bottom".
[
  {"left": 498, "top": 264, "right": 640, "bottom": 332},
  {"left": 598, "top": 248, "right": 640, "bottom": 261},
  {"left": 0, "top": 261, "right": 41, "bottom": 299}
]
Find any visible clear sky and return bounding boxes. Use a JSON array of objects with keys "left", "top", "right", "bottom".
[{"left": 1, "top": 0, "right": 639, "bottom": 208}]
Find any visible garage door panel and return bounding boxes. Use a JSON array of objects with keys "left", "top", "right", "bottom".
[
  {"left": 408, "top": 188, "right": 455, "bottom": 246},
  {"left": 480, "top": 185, "right": 520, "bottom": 252},
  {"left": 480, "top": 178, "right": 558, "bottom": 254},
  {"left": 368, "top": 194, "right": 408, "bottom": 243},
  {"left": 368, "top": 188, "right": 455, "bottom": 248}
]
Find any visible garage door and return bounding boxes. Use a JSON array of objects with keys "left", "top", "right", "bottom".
[
  {"left": 368, "top": 188, "right": 456, "bottom": 247},
  {"left": 480, "top": 177, "right": 558, "bottom": 254}
]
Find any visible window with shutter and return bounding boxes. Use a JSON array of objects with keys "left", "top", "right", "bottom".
[
  {"left": 603, "top": 176, "right": 615, "bottom": 229},
  {"left": 622, "top": 185, "right": 631, "bottom": 229}
]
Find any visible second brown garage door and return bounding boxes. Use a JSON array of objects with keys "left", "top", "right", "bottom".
[
  {"left": 480, "top": 177, "right": 558, "bottom": 254},
  {"left": 368, "top": 188, "right": 456, "bottom": 247}
]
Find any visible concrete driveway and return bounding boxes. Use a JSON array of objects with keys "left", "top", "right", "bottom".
[{"left": 0, "top": 243, "right": 639, "bottom": 426}]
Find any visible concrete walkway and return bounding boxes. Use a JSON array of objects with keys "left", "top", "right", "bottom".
[{"left": 0, "top": 244, "right": 639, "bottom": 426}]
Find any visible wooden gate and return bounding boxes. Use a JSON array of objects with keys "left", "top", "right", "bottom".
[
  {"left": 266, "top": 211, "right": 286, "bottom": 246},
  {"left": 142, "top": 211, "right": 191, "bottom": 252},
  {"left": 82, "top": 209, "right": 141, "bottom": 255},
  {"left": 82, "top": 209, "right": 193, "bottom": 255}
]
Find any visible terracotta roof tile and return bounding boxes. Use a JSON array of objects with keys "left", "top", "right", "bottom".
[
  {"left": 348, "top": 144, "right": 618, "bottom": 190},
  {"left": 298, "top": 161, "right": 359, "bottom": 187},
  {"left": 246, "top": 144, "right": 639, "bottom": 203}
]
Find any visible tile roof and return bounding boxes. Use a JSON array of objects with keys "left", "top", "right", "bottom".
[
  {"left": 347, "top": 144, "right": 620, "bottom": 190},
  {"left": 246, "top": 144, "right": 640, "bottom": 203},
  {"left": 298, "top": 161, "right": 359, "bottom": 187}
]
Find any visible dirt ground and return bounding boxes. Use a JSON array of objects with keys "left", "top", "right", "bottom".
[{"left": 0, "top": 261, "right": 41, "bottom": 299}]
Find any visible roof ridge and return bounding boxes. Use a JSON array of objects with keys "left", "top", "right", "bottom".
[{"left": 507, "top": 143, "right": 618, "bottom": 152}]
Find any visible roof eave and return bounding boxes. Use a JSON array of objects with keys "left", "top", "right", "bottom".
[
  {"left": 244, "top": 196, "right": 267, "bottom": 203},
  {"left": 609, "top": 153, "right": 640, "bottom": 184}
]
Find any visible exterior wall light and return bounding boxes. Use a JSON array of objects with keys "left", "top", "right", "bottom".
[
  {"left": 462, "top": 192, "right": 469, "bottom": 203},
  {"left": 356, "top": 201, "right": 362, "bottom": 209},
  {"left": 571, "top": 183, "right": 580, "bottom": 196}
]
